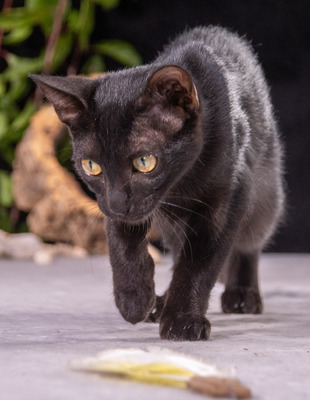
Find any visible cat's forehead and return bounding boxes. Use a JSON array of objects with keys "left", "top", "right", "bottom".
[
  {"left": 91, "top": 70, "right": 146, "bottom": 137},
  {"left": 91, "top": 69, "right": 166, "bottom": 146},
  {"left": 88, "top": 67, "right": 183, "bottom": 154},
  {"left": 94, "top": 68, "right": 148, "bottom": 107}
]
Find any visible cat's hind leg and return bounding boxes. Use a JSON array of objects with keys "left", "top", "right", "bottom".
[{"left": 221, "top": 250, "right": 263, "bottom": 314}]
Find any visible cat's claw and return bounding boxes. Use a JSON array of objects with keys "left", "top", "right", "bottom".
[
  {"left": 159, "top": 313, "right": 211, "bottom": 341},
  {"left": 221, "top": 286, "right": 263, "bottom": 314},
  {"left": 115, "top": 287, "right": 155, "bottom": 324},
  {"left": 145, "top": 295, "right": 166, "bottom": 323}
]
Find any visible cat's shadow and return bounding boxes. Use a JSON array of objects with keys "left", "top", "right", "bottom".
[
  {"left": 209, "top": 310, "right": 304, "bottom": 341},
  {"left": 100, "top": 311, "right": 297, "bottom": 344}
]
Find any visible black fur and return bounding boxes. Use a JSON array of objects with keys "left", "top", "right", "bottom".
[{"left": 31, "top": 26, "right": 285, "bottom": 341}]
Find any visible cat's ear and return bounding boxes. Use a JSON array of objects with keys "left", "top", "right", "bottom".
[
  {"left": 29, "top": 74, "right": 95, "bottom": 128},
  {"left": 141, "top": 65, "right": 200, "bottom": 114}
]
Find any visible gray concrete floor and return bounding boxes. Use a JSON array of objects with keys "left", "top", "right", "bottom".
[{"left": 1, "top": 253, "right": 310, "bottom": 400}]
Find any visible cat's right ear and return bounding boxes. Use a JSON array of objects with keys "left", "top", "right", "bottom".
[
  {"left": 139, "top": 65, "right": 200, "bottom": 116},
  {"left": 29, "top": 74, "right": 95, "bottom": 129}
]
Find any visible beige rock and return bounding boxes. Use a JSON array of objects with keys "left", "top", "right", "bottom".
[{"left": 12, "top": 105, "right": 107, "bottom": 254}]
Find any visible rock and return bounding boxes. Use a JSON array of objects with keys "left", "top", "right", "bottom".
[
  {"left": 0, "top": 230, "right": 42, "bottom": 259},
  {"left": 0, "top": 229, "right": 88, "bottom": 264},
  {"left": 12, "top": 105, "right": 107, "bottom": 254}
]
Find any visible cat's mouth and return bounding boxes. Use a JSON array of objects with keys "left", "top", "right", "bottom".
[
  {"left": 99, "top": 203, "right": 155, "bottom": 226},
  {"left": 109, "top": 212, "right": 154, "bottom": 227},
  {"left": 98, "top": 192, "right": 161, "bottom": 225}
]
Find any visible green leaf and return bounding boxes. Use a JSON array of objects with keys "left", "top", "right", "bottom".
[
  {"left": 39, "top": 11, "right": 58, "bottom": 36},
  {"left": 0, "top": 101, "right": 35, "bottom": 151},
  {"left": 95, "top": 0, "right": 119, "bottom": 10},
  {"left": 10, "top": 101, "right": 35, "bottom": 134},
  {"left": 6, "top": 79, "right": 29, "bottom": 102},
  {"left": 0, "top": 99, "right": 19, "bottom": 124},
  {"left": 0, "top": 113, "right": 9, "bottom": 140},
  {"left": 3, "top": 53, "right": 44, "bottom": 80},
  {"left": 0, "top": 80, "right": 6, "bottom": 98},
  {"left": 0, "top": 205, "right": 12, "bottom": 233},
  {"left": 94, "top": 40, "right": 142, "bottom": 67},
  {"left": 81, "top": 55, "right": 106, "bottom": 74},
  {"left": 3, "top": 26, "right": 33, "bottom": 45},
  {"left": 16, "top": 221, "right": 29, "bottom": 233},
  {"left": 26, "top": 0, "right": 59, "bottom": 10},
  {"left": 67, "top": 9, "right": 80, "bottom": 34},
  {"left": 0, "top": 170, "right": 13, "bottom": 208},
  {"left": 52, "top": 33, "right": 74, "bottom": 71},
  {"left": 77, "top": 0, "right": 95, "bottom": 50},
  {"left": 0, "top": 8, "right": 47, "bottom": 31},
  {"left": 0, "top": 145, "right": 15, "bottom": 164}
]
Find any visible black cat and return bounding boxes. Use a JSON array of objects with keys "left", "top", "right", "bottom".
[{"left": 31, "top": 26, "right": 284, "bottom": 341}]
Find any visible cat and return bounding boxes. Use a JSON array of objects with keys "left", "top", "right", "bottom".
[{"left": 30, "top": 25, "right": 284, "bottom": 341}]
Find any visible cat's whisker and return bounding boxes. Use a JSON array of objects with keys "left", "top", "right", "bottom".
[
  {"left": 159, "top": 200, "right": 209, "bottom": 222},
  {"left": 158, "top": 207, "right": 193, "bottom": 262},
  {"left": 166, "top": 195, "right": 216, "bottom": 212},
  {"left": 57, "top": 150, "right": 72, "bottom": 157},
  {"left": 160, "top": 199, "right": 232, "bottom": 250},
  {"left": 197, "top": 157, "right": 206, "bottom": 167},
  {"left": 160, "top": 198, "right": 225, "bottom": 233},
  {"left": 170, "top": 215, "right": 194, "bottom": 263},
  {"left": 119, "top": 177, "right": 133, "bottom": 191},
  {"left": 156, "top": 208, "right": 186, "bottom": 257},
  {"left": 82, "top": 204, "right": 102, "bottom": 214},
  {"left": 83, "top": 210, "right": 105, "bottom": 239},
  {"left": 152, "top": 210, "right": 167, "bottom": 254},
  {"left": 66, "top": 199, "right": 99, "bottom": 208},
  {"left": 161, "top": 205, "right": 198, "bottom": 237}
]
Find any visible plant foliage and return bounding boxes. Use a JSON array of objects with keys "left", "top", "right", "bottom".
[{"left": 0, "top": 0, "right": 141, "bottom": 232}]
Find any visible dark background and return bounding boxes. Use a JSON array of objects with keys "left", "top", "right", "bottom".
[{"left": 95, "top": 0, "right": 310, "bottom": 253}]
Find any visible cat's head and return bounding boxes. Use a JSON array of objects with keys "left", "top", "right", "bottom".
[{"left": 30, "top": 65, "right": 202, "bottom": 224}]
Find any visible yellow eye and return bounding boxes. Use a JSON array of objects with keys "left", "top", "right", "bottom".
[
  {"left": 133, "top": 155, "right": 157, "bottom": 173},
  {"left": 81, "top": 159, "right": 102, "bottom": 176}
]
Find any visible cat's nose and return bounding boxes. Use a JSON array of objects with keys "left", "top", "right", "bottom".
[{"left": 108, "top": 189, "right": 129, "bottom": 217}]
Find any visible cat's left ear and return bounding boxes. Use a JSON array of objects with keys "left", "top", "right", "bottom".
[
  {"left": 29, "top": 74, "right": 95, "bottom": 129},
  {"left": 140, "top": 65, "right": 200, "bottom": 114}
]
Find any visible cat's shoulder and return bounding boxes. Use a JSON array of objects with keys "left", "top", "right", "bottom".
[{"left": 168, "top": 25, "right": 258, "bottom": 66}]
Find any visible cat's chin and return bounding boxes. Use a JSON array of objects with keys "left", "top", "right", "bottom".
[
  {"left": 103, "top": 209, "right": 153, "bottom": 226},
  {"left": 108, "top": 217, "right": 145, "bottom": 226},
  {"left": 116, "top": 214, "right": 152, "bottom": 226}
]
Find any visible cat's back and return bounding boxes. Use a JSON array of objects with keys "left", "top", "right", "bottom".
[
  {"left": 166, "top": 26, "right": 259, "bottom": 75},
  {"left": 165, "top": 26, "right": 279, "bottom": 151}
]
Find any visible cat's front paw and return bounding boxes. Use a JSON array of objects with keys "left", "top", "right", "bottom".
[
  {"left": 221, "top": 286, "right": 263, "bottom": 314},
  {"left": 115, "top": 286, "right": 155, "bottom": 324},
  {"left": 159, "top": 312, "right": 211, "bottom": 341}
]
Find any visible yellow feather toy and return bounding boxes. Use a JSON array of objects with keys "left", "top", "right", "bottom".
[{"left": 71, "top": 347, "right": 251, "bottom": 398}]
